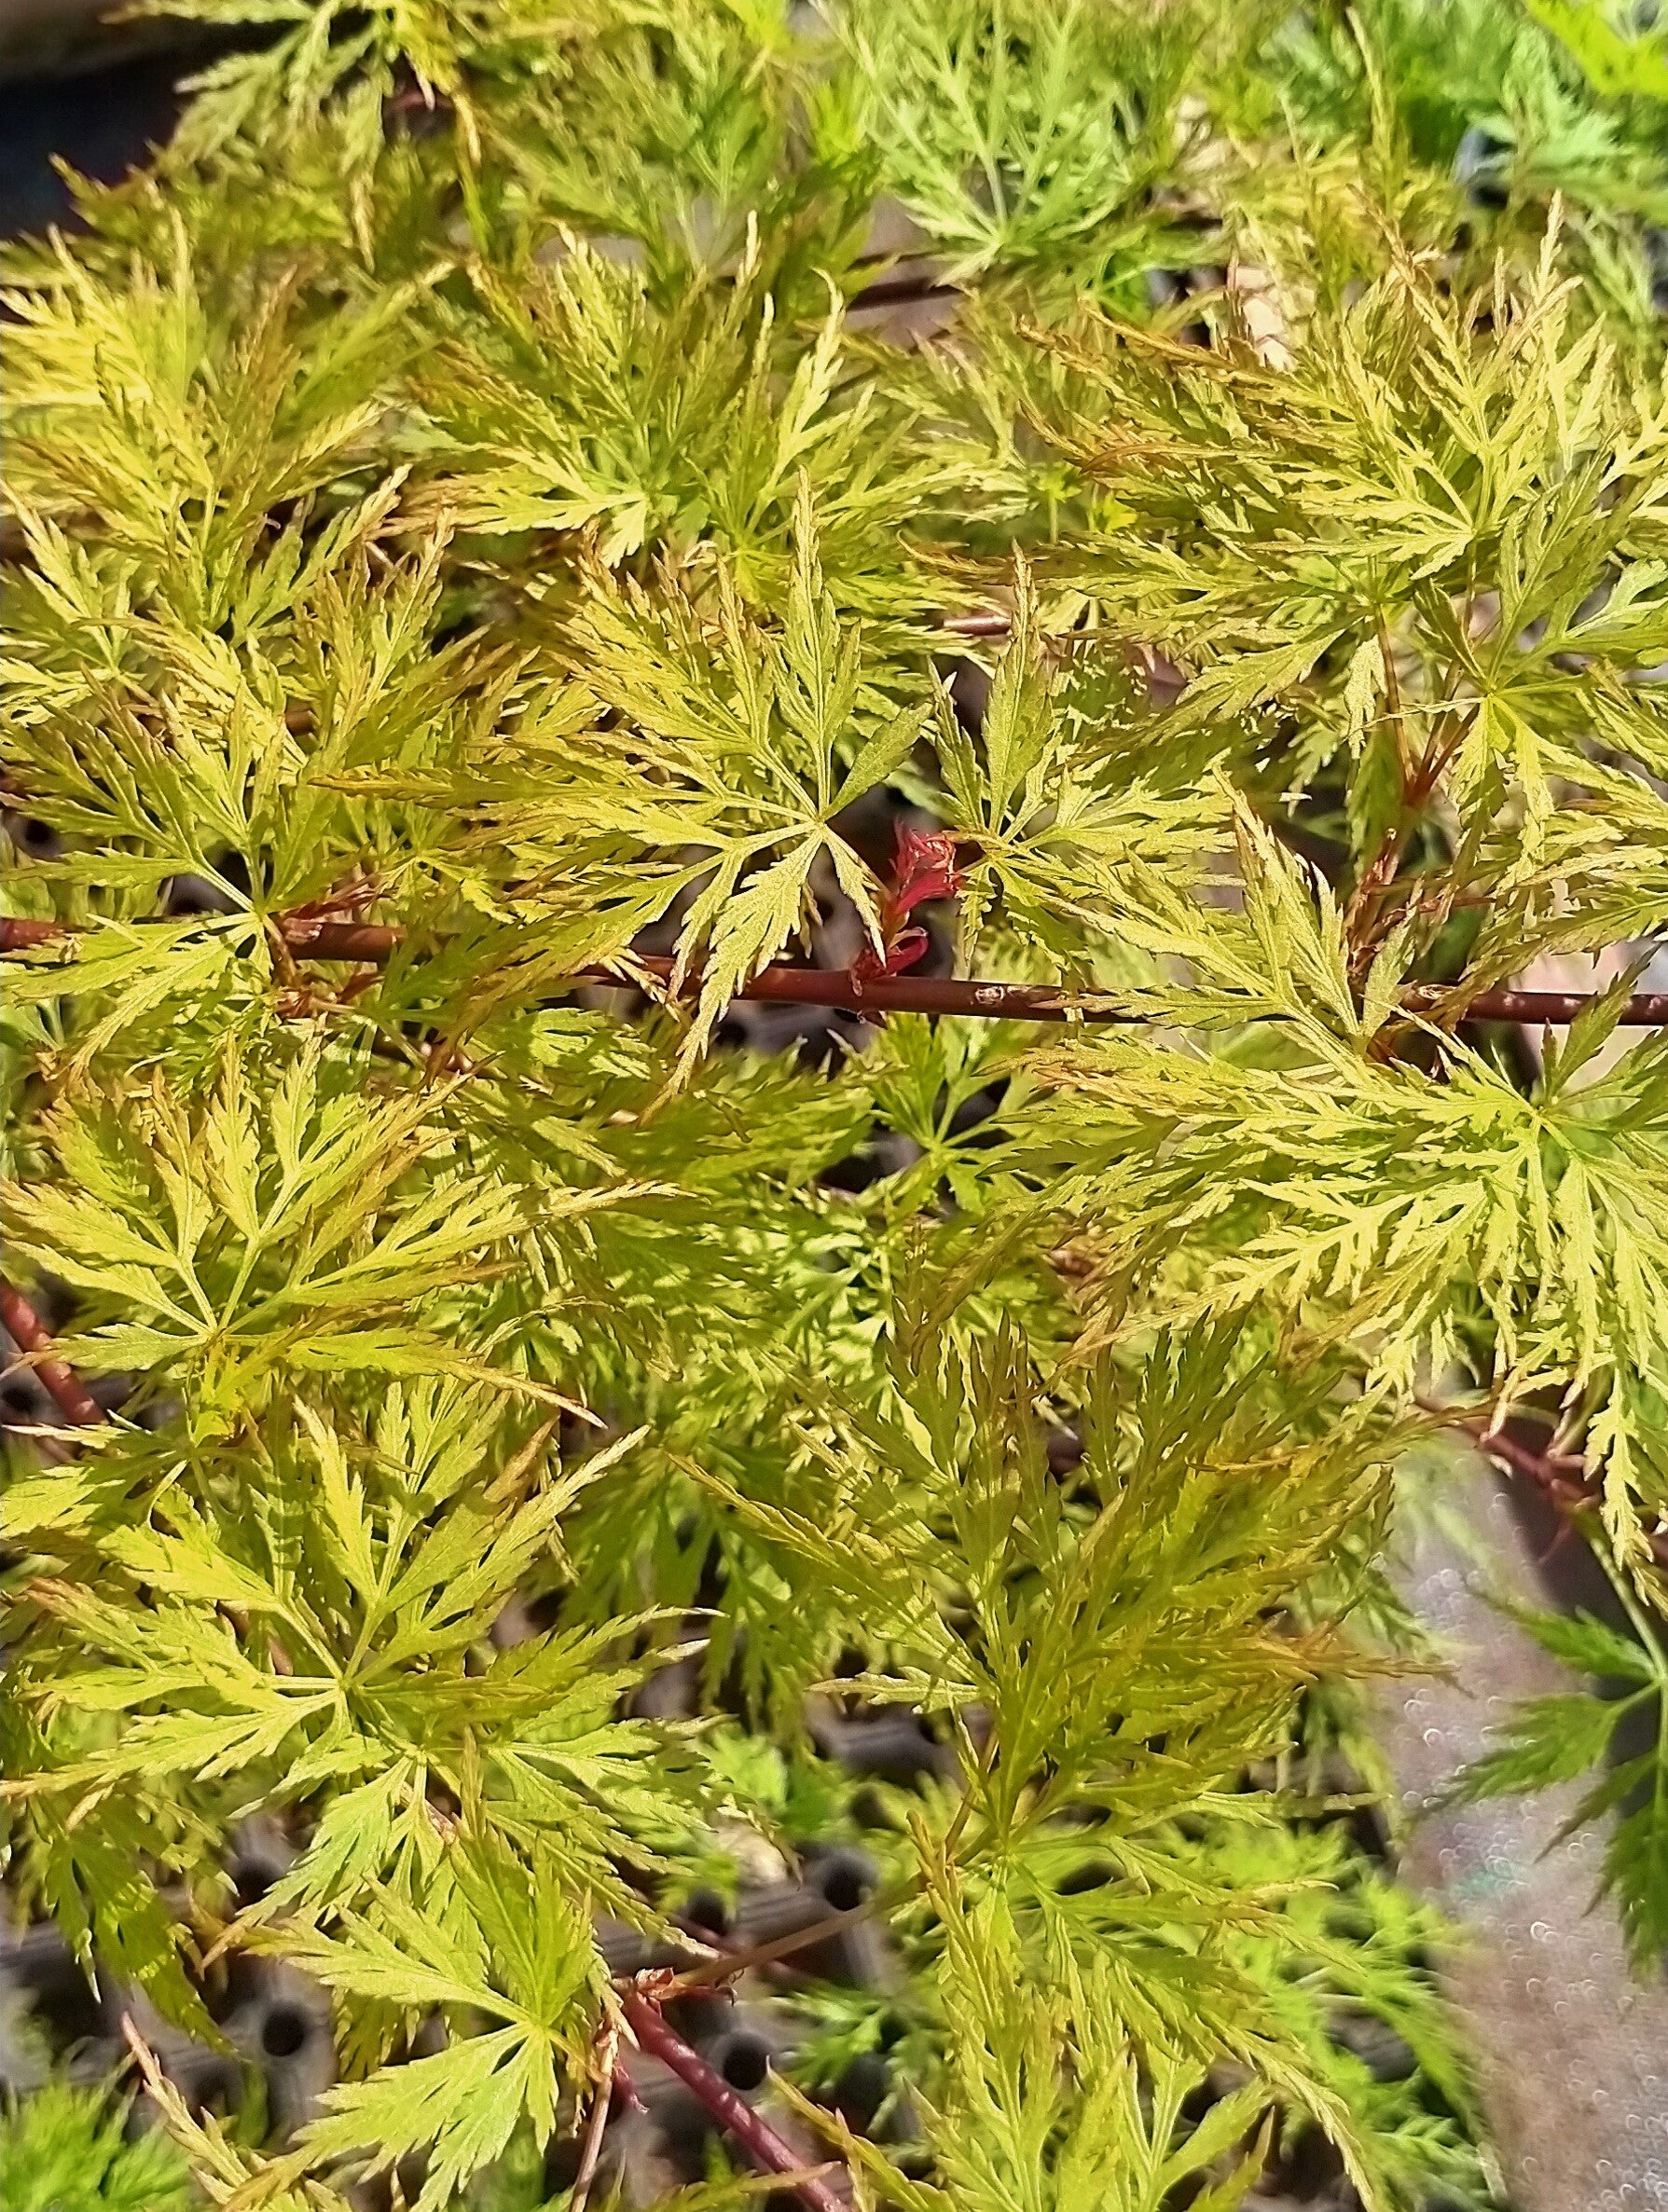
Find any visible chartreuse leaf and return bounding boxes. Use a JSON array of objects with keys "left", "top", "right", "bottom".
[
  {"left": 824, "top": 1840, "right": 1280, "bottom": 2212},
  {"left": 119, "top": 2028, "right": 342, "bottom": 2211},
  {"left": 9, "top": 7, "right": 1667, "bottom": 2209},
  {"left": 831, "top": 0, "right": 1192, "bottom": 286},
  {"left": 268, "top": 1851, "right": 600, "bottom": 2212},
  {"left": 0, "top": 2082, "right": 196, "bottom": 2212},
  {"left": 421, "top": 480, "right": 918, "bottom": 1076},
  {"left": 0, "top": 1041, "right": 646, "bottom": 1429},
  {"left": 1528, "top": 0, "right": 1668, "bottom": 98},
  {"left": 412, "top": 235, "right": 942, "bottom": 618}
]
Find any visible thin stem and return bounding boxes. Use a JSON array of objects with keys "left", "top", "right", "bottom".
[
  {"left": 1590, "top": 1525, "right": 1668, "bottom": 1664},
  {"left": 941, "top": 610, "right": 1014, "bottom": 637},
  {"left": 1465, "top": 1419, "right": 1590, "bottom": 1504},
  {"left": 1419, "top": 1395, "right": 1668, "bottom": 1571},
  {"left": 664, "top": 1892, "right": 889, "bottom": 1992},
  {"left": 569, "top": 2020, "right": 620, "bottom": 2212},
  {"left": 619, "top": 1987, "right": 848, "bottom": 2212},
  {"left": 0, "top": 1275, "right": 105, "bottom": 1427},
  {"left": 849, "top": 269, "right": 961, "bottom": 310},
  {"left": 6, "top": 914, "right": 1668, "bottom": 1029}
]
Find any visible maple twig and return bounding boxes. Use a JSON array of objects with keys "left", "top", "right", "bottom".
[
  {"left": 662, "top": 1894, "right": 884, "bottom": 1992},
  {"left": 849, "top": 269, "right": 960, "bottom": 310},
  {"left": 0, "top": 1273, "right": 105, "bottom": 1427},
  {"left": 1464, "top": 1418, "right": 1588, "bottom": 1501},
  {"left": 569, "top": 2019, "right": 620, "bottom": 2212},
  {"left": 619, "top": 1986, "right": 848, "bottom": 2212},
  {"left": 7, "top": 914, "right": 1668, "bottom": 1029},
  {"left": 1419, "top": 1396, "right": 1668, "bottom": 1570},
  {"left": 1474, "top": 1422, "right": 1668, "bottom": 1569},
  {"left": 940, "top": 609, "right": 1014, "bottom": 637}
]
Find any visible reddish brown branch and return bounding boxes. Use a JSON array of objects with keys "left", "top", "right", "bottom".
[
  {"left": 1424, "top": 1399, "right": 1668, "bottom": 1570},
  {"left": 569, "top": 2021, "right": 621, "bottom": 2212},
  {"left": 0, "top": 1274, "right": 104, "bottom": 1426},
  {"left": 277, "top": 916, "right": 407, "bottom": 962},
  {"left": 6, "top": 913, "right": 1667, "bottom": 1029},
  {"left": 0, "top": 918, "right": 60, "bottom": 950},
  {"left": 619, "top": 1988, "right": 847, "bottom": 2212},
  {"left": 1465, "top": 1419, "right": 1591, "bottom": 1505},
  {"left": 1398, "top": 982, "right": 1668, "bottom": 1028}
]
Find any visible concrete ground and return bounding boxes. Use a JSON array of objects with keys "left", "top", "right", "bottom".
[{"left": 1382, "top": 1466, "right": 1668, "bottom": 2212}]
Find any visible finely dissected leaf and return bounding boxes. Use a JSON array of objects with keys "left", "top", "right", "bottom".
[
  {"left": 833, "top": 0, "right": 1193, "bottom": 286},
  {"left": 278, "top": 1854, "right": 599, "bottom": 2206},
  {"left": 7, "top": 4, "right": 1663, "bottom": 2206},
  {"left": 0, "top": 2082, "right": 196, "bottom": 2212},
  {"left": 1, "top": 1044, "right": 651, "bottom": 1426},
  {"left": 413, "top": 239, "right": 943, "bottom": 617}
]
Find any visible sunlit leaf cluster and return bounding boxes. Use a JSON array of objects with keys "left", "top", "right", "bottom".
[{"left": 4, "top": 0, "right": 1666, "bottom": 2205}]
